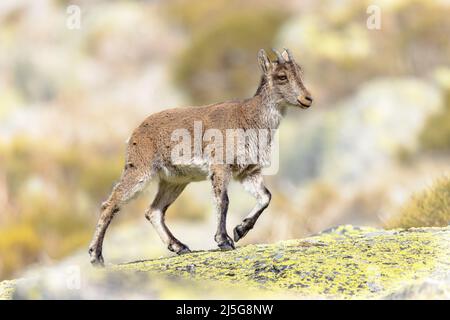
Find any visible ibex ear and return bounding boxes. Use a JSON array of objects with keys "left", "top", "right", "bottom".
[{"left": 257, "top": 49, "right": 271, "bottom": 74}]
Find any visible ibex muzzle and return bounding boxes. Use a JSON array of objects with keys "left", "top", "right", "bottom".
[{"left": 89, "top": 48, "right": 313, "bottom": 266}]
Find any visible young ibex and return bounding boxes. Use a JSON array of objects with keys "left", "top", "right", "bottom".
[{"left": 89, "top": 48, "right": 312, "bottom": 266}]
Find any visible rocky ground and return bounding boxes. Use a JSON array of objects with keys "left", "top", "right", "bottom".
[{"left": 1, "top": 225, "right": 449, "bottom": 299}]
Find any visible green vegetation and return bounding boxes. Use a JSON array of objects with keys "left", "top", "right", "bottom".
[
  {"left": 386, "top": 177, "right": 450, "bottom": 229},
  {"left": 419, "top": 90, "right": 450, "bottom": 152},
  {"left": 0, "top": 225, "right": 42, "bottom": 278},
  {"left": 172, "top": 1, "right": 288, "bottom": 104},
  {"left": 0, "top": 137, "right": 124, "bottom": 279}
]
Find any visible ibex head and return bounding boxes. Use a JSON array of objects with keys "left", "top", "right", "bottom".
[{"left": 257, "top": 48, "right": 313, "bottom": 109}]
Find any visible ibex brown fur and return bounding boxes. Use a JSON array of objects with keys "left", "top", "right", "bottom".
[{"left": 89, "top": 49, "right": 312, "bottom": 266}]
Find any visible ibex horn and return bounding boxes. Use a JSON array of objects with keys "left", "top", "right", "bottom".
[
  {"left": 284, "top": 48, "right": 294, "bottom": 62},
  {"left": 271, "top": 48, "right": 285, "bottom": 64}
]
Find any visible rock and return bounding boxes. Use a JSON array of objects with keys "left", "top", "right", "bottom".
[
  {"left": 0, "top": 280, "right": 16, "bottom": 300},
  {"left": 384, "top": 278, "right": 450, "bottom": 300},
  {"left": 1, "top": 225, "right": 449, "bottom": 299}
]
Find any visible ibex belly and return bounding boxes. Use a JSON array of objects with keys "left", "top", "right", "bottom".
[{"left": 158, "top": 162, "right": 209, "bottom": 184}]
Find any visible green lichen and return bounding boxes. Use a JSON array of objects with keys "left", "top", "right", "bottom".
[
  {"left": 0, "top": 280, "right": 17, "bottom": 300},
  {"left": 115, "top": 225, "right": 450, "bottom": 299}
]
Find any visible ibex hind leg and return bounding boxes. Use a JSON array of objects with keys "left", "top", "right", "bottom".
[
  {"left": 145, "top": 180, "right": 191, "bottom": 254},
  {"left": 88, "top": 168, "right": 153, "bottom": 266}
]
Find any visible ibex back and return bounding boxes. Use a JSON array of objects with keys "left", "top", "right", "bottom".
[{"left": 89, "top": 49, "right": 313, "bottom": 266}]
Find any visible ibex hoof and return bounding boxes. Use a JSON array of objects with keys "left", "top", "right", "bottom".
[
  {"left": 217, "top": 235, "right": 235, "bottom": 251},
  {"left": 89, "top": 248, "right": 105, "bottom": 267},
  {"left": 233, "top": 224, "right": 249, "bottom": 242},
  {"left": 176, "top": 246, "right": 191, "bottom": 255},
  {"left": 168, "top": 242, "right": 191, "bottom": 255}
]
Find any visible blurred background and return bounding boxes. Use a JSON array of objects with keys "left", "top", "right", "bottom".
[{"left": 0, "top": 0, "right": 449, "bottom": 281}]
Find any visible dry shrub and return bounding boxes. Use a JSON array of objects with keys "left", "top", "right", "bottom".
[
  {"left": 0, "top": 224, "right": 42, "bottom": 278},
  {"left": 385, "top": 177, "right": 450, "bottom": 229}
]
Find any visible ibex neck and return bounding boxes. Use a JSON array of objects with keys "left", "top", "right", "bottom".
[{"left": 253, "top": 76, "right": 284, "bottom": 129}]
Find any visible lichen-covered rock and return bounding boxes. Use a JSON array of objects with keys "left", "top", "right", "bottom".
[
  {"left": 1, "top": 225, "right": 449, "bottom": 299},
  {"left": 115, "top": 225, "right": 450, "bottom": 299},
  {"left": 0, "top": 280, "right": 16, "bottom": 300}
]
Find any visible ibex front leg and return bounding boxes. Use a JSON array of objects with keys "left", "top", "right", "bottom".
[
  {"left": 233, "top": 172, "right": 271, "bottom": 242},
  {"left": 210, "top": 165, "right": 235, "bottom": 250}
]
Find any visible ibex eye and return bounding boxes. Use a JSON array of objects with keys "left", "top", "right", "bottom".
[{"left": 277, "top": 75, "right": 287, "bottom": 81}]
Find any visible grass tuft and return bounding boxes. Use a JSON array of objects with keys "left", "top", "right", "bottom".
[{"left": 385, "top": 176, "right": 450, "bottom": 229}]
